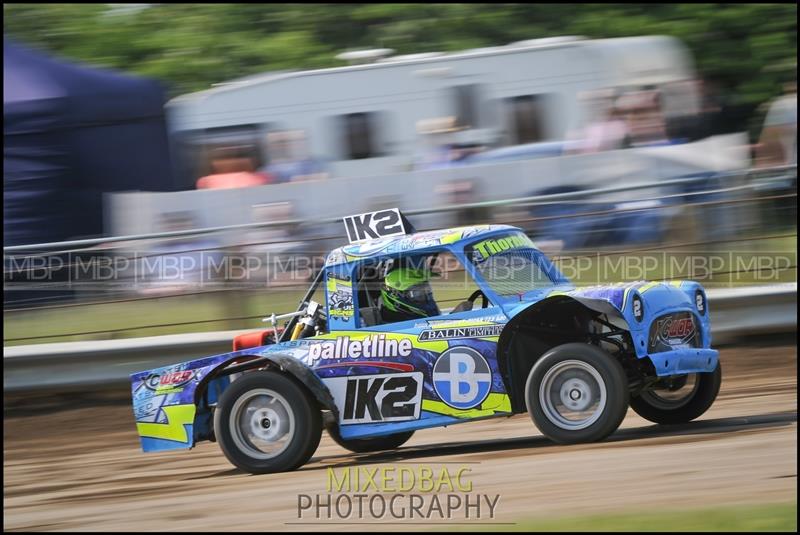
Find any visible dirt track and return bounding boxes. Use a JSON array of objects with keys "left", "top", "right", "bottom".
[{"left": 3, "top": 344, "right": 797, "bottom": 531}]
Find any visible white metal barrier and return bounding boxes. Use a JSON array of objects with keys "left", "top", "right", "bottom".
[{"left": 3, "top": 284, "right": 796, "bottom": 393}]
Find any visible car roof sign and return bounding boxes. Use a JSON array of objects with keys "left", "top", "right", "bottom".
[{"left": 343, "top": 208, "right": 414, "bottom": 244}]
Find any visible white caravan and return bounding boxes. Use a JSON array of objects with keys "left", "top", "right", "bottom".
[{"left": 166, "top": 35, "right": 702, "bottom": 186}]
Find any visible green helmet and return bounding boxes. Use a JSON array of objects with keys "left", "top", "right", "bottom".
[{"left": 380, "top": 267, "right": 441, "bottom": 322}]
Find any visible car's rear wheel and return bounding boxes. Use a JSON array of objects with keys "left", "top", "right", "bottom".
[
  {"left": 214, "top": 370, "right": 321, "bottom": 474},
  {"left": 630, "top": 363, "right": 722, "bottom": 424},
  {"left": 525, "top": 343, "right": 629, "bottom": 444},
  {"left": 328, "top": 425, "right": 414, "bottom": 453}
]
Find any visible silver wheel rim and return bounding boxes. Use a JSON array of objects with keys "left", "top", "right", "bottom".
[
  {"left": 229, "top": 388, "right": 295, "bottom": 460},
  {"left": 539, "top": 359, "right": 607, "bottom": 431},
  {"left": 640, "top": 374, "right": 700, "bottom": 410}
]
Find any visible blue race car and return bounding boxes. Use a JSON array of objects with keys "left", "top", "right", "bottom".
[{"left": 131, "top": 209, "right": 721, "bottom": 474}]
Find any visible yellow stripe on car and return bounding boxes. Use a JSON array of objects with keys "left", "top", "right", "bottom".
[
  {"left": 422, "top": 393, "right": 512, "bottom": 419},
  {"left": 137, "top": 404, "right": 196, "bottom": 444},
  {"left": 638, "top": 281, "right": 666, "bottom": 294}
]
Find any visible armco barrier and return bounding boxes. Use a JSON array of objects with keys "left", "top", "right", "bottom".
[{"left": 3, "top": 284, "right": 795, "bottom": 393}]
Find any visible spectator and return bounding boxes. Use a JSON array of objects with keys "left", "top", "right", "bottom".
[
  {"left": 260, "top": 130, "right": 328, "bottom": 183},
  {"left": 583, "top": 90, "right": 629, "bottom": 153},
  {"left": 413, "top": 116, "right": 464, "bottom": 170},
  {"left": 755, "top": 80, "right": 797, "bottom": 167},
  {"left": 616, "top": 89, "right": 670, "bottom": 147},
  {"left": 196, "top": 148, "right": 273, "bottom": 190}
]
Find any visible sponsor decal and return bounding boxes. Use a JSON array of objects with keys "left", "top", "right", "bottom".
[
  {"left": 308, "top": 334, "right": 413, "bottom": 363},
  {"left": 327, "top": 273, "right": 354, "bottom": 321},
  {"left": 396, "top": 235, "right": 442, "bottom": 251},
  {"left": 133, "top": 392, "right": 168, "bottom": 422},
  {"left": 418, "top": 324, "right": 503, "bottom": 341},
  {"left": 343, "top": 237, "right": 397, "bottom": 257},
  {"left": 432, "top": 347, "right": 492, "bottom": 410},
  {"left": 144, "top": 370, "right": 196, "bottom": 391},
  {"left": 324, "top": 372, "right": 423, "bottom": 424},
  {"left": 343, "top": 208, "right": 408, "bottom": 244},
  {"left": 658, "top": 316, "right": 695, "bottom": 341},
  {"left": 471, "top": 233, "right": 533, "bottom": 262},
  {"left": 649, "top": 312, "right": 698, "bottom": 350},
  {"left": 460, "top": 225, "right": 498, "bottom": 240}
]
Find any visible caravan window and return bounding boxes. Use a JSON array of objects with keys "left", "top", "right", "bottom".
[
  {"left": 451, "top": 84, "right": 481, "bottom": 129},
  {"left": 174, "top": 124, "right": 267, "bottom": 187},
  {"left": 341, "top": 112, "right": 380, "bottom": 160},
  {"left": 507, "top": 95, "right": 549, "bottom": 144}
]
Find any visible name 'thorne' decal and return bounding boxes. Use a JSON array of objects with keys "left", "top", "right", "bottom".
[
  {"left": 324, "top": 372, "right": 423, "bottom": 424},
  {"left": 343, "top": 208, "right": 409, "bottom": 243},
  {"left": 471, "top": 233, "right": 534, "bottom": 262}
]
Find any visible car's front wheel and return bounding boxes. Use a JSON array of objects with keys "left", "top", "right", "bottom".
[
  {"left": 629, "top": 363, "right": 722, "bottom": 425},
  {"left": 525, "top": 343, "right": 629, "bottom": 444},
  {"left": 214, "top": 370, "right": 322, "bottom": 474}
]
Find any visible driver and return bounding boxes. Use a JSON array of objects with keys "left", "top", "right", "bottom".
[{"left": 380, "top": 267, "right": 441, "bottom": 323}]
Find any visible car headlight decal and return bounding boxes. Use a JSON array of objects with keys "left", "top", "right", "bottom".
[
  {"left": 632, "top": 293, "right": 644, "bottom": 322},
  {"left": 695, "top": 289, "right": 707, "bottom": 316}
]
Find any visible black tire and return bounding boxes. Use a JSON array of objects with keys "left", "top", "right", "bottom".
[
  {"left": 630, "top": 363, "right": 722, "bottom": 425},
  {"left": 214, "top": 370, "right": 322, "bottom": 474},
  {"left": 525, "top": 343, "right": 629, "bottom": 444},
  {"left": 327, "top": 425, "right": 414, "bottom": 453}
]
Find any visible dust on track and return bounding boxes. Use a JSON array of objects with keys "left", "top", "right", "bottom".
[{"left": 3, "top": 344, "right": 797, "bottom": 531}]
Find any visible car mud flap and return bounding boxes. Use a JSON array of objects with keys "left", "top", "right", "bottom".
[{"left": 133, "top": 351, "right": 337, "bottom": 453}]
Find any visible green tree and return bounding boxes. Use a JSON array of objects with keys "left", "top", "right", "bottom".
[{"left": 4, "top": 3, "right": 796, "bottom": 117}]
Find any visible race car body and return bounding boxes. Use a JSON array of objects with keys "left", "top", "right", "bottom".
[{"left": 132, "top": 209, "right": 721, "bottom": 473}]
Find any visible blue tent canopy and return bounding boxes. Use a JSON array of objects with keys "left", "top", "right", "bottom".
[{"left": 3, "top": 38, "right": 176, "bottom": 246}]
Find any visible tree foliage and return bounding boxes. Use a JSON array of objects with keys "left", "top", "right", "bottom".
[{"left": 4, "top": 3, "right": 796, "bottom": 111}]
